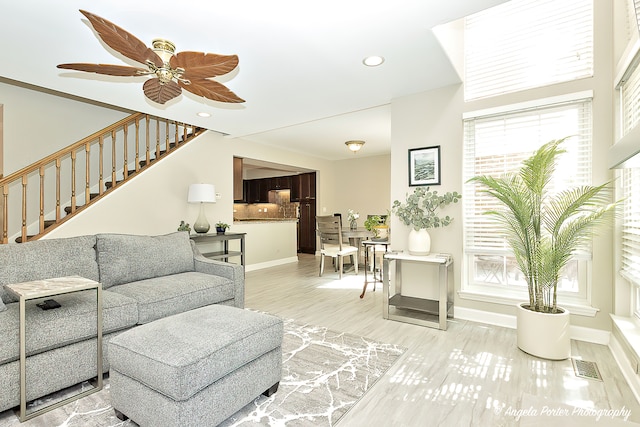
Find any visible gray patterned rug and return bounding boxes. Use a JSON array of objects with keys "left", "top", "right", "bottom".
[{"left": 0, "top": 318, "right": 405, "bottom": 427}]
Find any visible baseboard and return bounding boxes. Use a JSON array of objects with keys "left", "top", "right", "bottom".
[
  {"left": 245, "top": 256, "right": 299, "bottom": 272},
  {"left": 455, "top": 306, "right": 610, "bottom": 345},
  {"left": 455, "top": 306, "right": 517, "bottom": 329}
]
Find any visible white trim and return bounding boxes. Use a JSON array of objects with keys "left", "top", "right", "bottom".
[
  {"left": 609, "top": 334, "right": 640, "bottom": 404},
  {"left": 245, "top": 256, "right": 298, "bottom": 272},
  {"left": 455, "top": 306, "right": 609, "bottom": 345},
  {"left": 458, "top": 290, "right": 599, "bottom": 317},
  {"left": 462, "top": 90, "right": 594, "bottom": 119},
  {"left": 455, "top": 306, "right": 517, "bottom": 329}
]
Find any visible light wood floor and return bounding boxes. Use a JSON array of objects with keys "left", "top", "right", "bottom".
[{"left": 245, "top": 254, "right": 640, "bottom": 427}]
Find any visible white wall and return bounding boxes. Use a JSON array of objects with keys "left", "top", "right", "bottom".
[
  {"left": 389, "top": 0, "right": 616, "bottom": 331},
  {"left": 0, "top": 79, "right": 129, "bottom": 174},
  {"left": 323, "top": 154, "right": 391, "bottom": 222}
]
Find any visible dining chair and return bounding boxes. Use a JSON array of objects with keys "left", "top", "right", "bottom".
[{"left": 316, "top": 215, "right": 359, "bottom": 278}]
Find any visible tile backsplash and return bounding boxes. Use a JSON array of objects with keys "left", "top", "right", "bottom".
[{"left": 234, "top": 190, "right": 298, "bottom": 220}]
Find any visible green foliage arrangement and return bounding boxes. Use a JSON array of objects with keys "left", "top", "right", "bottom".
[
  {"left": 215, "top": 221, "right": 230, "bottom": 230},
  {"left": 177, "top": 221, "right": 191, "bottom": 232},
  {"left": 469, "top": 138, "right": 618, "bottom": 313},
  {"left": 392, "top": 187, "right": 461, "bottom": 231}
]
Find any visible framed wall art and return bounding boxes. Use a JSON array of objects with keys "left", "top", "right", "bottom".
[{"left": 408, "top": 145, "right": 441, "bottom": 186}]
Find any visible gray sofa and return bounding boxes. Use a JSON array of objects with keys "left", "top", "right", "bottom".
[{"left": 0, "top": 231, "right": 244, "bottom": 413}]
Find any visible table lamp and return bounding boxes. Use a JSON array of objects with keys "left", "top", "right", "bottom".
[{"left": 188, "top": 184, "right": 216, "bottom": 233}]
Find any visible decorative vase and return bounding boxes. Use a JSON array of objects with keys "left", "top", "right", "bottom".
[
  {"left": 350, "top": 220, "right": 357, "bottom": 230},
  {"left": 408, "top": 228, "right": 431, "bottom": 255},
  {"left": 516, "top": 302, "right": 570, "bottom": 360}
]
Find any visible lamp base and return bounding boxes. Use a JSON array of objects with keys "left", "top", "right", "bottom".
[{"left": 193, "top": 203, "right": 210, "bottom": 234}]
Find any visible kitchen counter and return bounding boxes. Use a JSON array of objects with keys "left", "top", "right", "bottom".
[{"left": 234, "top": 218, "right": 298, "bottom": 223}]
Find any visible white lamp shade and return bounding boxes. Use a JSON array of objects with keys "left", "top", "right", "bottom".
[{"left": 188, "top": 184, "right": 216, "bottom": 203}]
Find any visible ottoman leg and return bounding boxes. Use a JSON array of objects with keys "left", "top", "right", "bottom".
[
  {"left": 114, "top": 409, "right": 129, "bottom": 421},
  {"left": 263, "top": 382, "right": 279, "bottom": 397}
]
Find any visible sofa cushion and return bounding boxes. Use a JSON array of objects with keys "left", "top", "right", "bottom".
[
  {"left": 96, "top": 232, "right": 194, "bottom": 289},
  {"left": 0, "top": 235, "right": 99, "bottom": 304},
  {"left": 107, "top": 272, "right": 235, "bottom": 324},
  {"left": 0, "top": 289, "right": 138, "bottom": 365}
]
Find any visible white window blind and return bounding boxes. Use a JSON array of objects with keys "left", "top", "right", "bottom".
[
  {"left": 464, "top": 0, "right": 593, "bottom": 101},
  {"left": 622, "top": 57, "right": 640, "bottom": 136},
  {"left": 622, "top": 168, "right": 640, "bottom": 288},
  {"left": 463, "top": 98, "right": 593, "bottom": 254}
]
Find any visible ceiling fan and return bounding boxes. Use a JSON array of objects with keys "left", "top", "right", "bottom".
[{"left": 57, "top": 10, "right": 244, "bottom": 105}]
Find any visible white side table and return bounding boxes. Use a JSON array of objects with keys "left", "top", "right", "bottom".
[
  {"left": 383, "top": 252, "right": 453, "bottom": 330},
  {"left": 5, "top": 276, "right": 103, "bottom": 421}
]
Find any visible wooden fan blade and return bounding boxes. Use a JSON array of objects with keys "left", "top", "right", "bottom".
[
  {"left": 171, "top": 52, "right": 239, "bottom": 79},
  {"left": 143, "top": 78, "right": 182, "bottom": 104},
  {"left": 179, "top": 79, "right": 244, "bottom": 103},
  {"left": 79, "top": 10, "right": 163, "bottom": 68},
  {"left": 57, "top": 63, "right": 148, "bottom": 76}
]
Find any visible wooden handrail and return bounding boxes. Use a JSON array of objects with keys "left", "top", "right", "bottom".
[
  {"left": 0, "top": 113, "right": 145, "bottom": 187},
  {"left": 1, "top": 112, "right": 202, "bottom": 243}
]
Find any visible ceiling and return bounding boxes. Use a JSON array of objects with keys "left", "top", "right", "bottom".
[{"left": 1, "top": 1, "right": 506, "bottom": 161}]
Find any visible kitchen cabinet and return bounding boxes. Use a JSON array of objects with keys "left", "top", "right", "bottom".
[
  {"left": 233, "top": 157, "right": 244, "bottom": 202},
  {"left": 291, "top": 172, "right": 316, "bottom": 202},
  {"left": 298, "top": 199, "right": 316, "bottom": 253},
  {"left": 270, "top": 176, "right": 292, "bottom": 191},
  {"left": 245, "top": 179, "right": 270, "bottom": 203}
]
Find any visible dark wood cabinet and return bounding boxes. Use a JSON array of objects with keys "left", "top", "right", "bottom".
[
  {"left": 300, "top": 172, "right": 316, "bottom": 200},
  {"left": 291, "top": 172, "right": 315, "bottom": 202},
  {"left": 298, "top": 199, "right": 316, "bottom": 253},
  {"left": 290, "top": 175, "right": 300, "bottom": 202},
  {"left": 245, "top": 179, "right": 269, "bottom": 203},
  {"left": 270, "top": 176, "right": 292, "bottom": 191},
  {"left": 233, "top": 157, "right": 244, "bottom": 202}
]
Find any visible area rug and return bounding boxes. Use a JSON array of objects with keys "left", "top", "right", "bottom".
[{"left": 0, "top": 318, "right": 405, "bottom": 427}]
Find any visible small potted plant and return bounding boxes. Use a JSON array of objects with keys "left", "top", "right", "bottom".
[
  {"left": 392, "top": 187, "right": 461, "bottom": 255},
  {"left": 177, "top": 220, "right": 191, "bottom": 233},
  {"left": 364, "top": 214, "right": 389, "bottom": 241},
  {"left": 215, "top": 221, "right": 230, "bottom": 234}
]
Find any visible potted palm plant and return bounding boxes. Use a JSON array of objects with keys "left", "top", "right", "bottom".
[
  {"left": 469, "top": 138, "right": 618, "bottom": 360},
  {"left": 392, "top": 187, "right": 461, "bottom": 255}
]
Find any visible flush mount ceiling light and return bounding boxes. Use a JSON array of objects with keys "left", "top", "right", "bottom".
[
  {"left": 345, "top": 140, "right": 365, "bottom": 153},
  {"left": 197, "top": 112, "right": 211, "bottom": 118},
  {"left": 363, "top": 55, "right": 385, "bottom": 67}
]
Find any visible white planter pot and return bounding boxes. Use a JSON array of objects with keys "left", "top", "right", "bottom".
[
  {"left": 408, "top": 228, "right": 431, "bottom": 255},
  {"left": 516, "top": 302, "right": 570, "bottom": 360}
]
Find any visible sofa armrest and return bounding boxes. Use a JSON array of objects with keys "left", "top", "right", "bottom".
[{"left": 193, "top": 251, "right": 245, "bottom": 308}]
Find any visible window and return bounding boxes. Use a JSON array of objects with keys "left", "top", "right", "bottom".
[
  {"left": 464, "top": 0, "right": 593, "bottom": 100},
  {"left": 621, "top": 168, "right": 640, "bottom": 319},
  {"left": 462, "top": 97, "right": 593, "bottom": 304}
]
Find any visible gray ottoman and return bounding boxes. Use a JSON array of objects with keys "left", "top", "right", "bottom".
[{"left": 108, "top": 305, "right": 283, "bottom": 427}]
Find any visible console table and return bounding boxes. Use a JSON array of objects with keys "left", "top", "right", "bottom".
[
  {"left": 190, "top": 232, "right": 246, "bottom": 266},
  {"left": 382, "top": 252, "right": 453, "bottom": 330},
  {"left": 5, "top": 276, "right": 103, "bottom": 421}
]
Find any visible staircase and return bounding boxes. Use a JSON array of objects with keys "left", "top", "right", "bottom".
[{"left": 0, "top": 112, "right": 204, "bottom": 244}]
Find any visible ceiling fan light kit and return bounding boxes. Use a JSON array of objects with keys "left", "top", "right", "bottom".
[{"left": 57, "top": 10, "right": 244, "bottom": 105}]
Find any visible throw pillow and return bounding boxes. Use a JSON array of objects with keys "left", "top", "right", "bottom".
[{"left": 96, "top": 231, "right": 194, "bottom": 288}]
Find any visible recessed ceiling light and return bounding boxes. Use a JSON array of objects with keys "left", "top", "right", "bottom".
[
  {"left": 363, "top": 56, "right": 385, "bottom": 67},
  {"left": 197, "top": 112, "right": 211, "bottom": 118}
]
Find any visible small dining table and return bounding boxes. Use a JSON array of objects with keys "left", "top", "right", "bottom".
[
  {"left": 341, "top": 228, "right": 373, "bottom": 266},
  {"left": 360, "top": 239, "right": 391, "bottom": 298}
]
